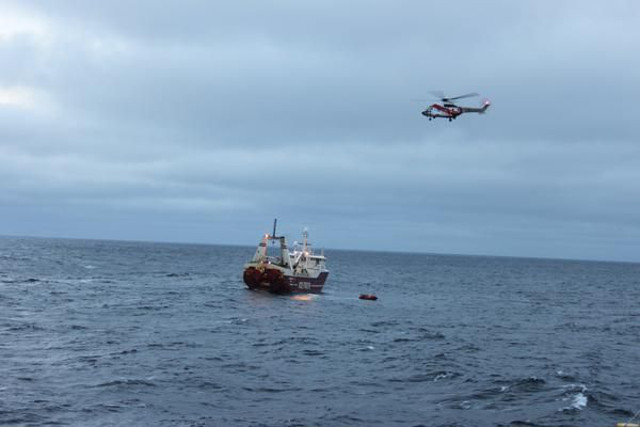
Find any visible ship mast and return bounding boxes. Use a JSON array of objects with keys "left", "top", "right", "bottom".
[
  {"left": 269, "top": 218, "right": 291, "bottom": 269},
  {"left": 302, "top": 227, "right": 308, "bottom": 253}
]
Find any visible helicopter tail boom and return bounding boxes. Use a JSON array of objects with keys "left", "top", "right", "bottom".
[{"left": 460, "top": 99, "right": 491, "bottom": 114}]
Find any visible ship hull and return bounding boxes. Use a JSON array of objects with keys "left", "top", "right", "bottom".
[{"left": 243, "top": 266, "right": 329, "bottom": 294}]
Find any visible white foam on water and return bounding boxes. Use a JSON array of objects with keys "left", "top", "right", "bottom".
[
  {"left": 570, "top": 393, "right": 588, "bottom": 410},
  {"left": 433, "top": 372, "right": 454, "bottom": 382},
  {"left": 559, "top": 384, "right": 588, "bottom": 411},
  {"left": 433, "top": 373, "right": 447, "bottom": 382},
  {"left": 460, "top": 400, "right": 472, "bottom": 410}
]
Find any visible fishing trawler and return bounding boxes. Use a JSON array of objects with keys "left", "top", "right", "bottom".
[{"left": 243, "top": 220, "right": 329, "bottom": 294}]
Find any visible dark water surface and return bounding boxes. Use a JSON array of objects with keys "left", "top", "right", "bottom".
[{"left": 1, "top": 236, "right": 638, "bottom": 426}]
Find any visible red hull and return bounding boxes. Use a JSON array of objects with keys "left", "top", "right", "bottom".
[{"left": 243, "top": 266, "right": 328, "bottom": 294}]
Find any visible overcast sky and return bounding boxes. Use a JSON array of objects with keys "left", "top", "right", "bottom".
[{"left": 1, "top": 1, "right": 639, "bottom": 262}]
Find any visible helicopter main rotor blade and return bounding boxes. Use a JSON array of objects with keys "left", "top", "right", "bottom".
[{"left": 449, "top": 92, "right": 479, "bottom": 101}]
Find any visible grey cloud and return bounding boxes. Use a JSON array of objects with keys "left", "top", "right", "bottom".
[{"left": 1, "top": 0, "right": 640, "bottom": 261}]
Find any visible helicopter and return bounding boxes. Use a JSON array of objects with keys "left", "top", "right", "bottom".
[{"left": 421, "top": 91, "right": 491, "bottom": 122}]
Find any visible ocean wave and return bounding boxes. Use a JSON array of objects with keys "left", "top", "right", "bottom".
[
  {"left": 1, "top": 278, "right": 41, "bottom": 284},
  {"left": 96, "top": 378, "right": 156, "bottom": 388},
  {"left": 165, "top": 272, "right": 190, "bottom": 278},
  {"left": 2, "top": 238, "right": 638, "bottom": 426},
  {"left": 508, "top": 376, "right": 547, "bottom": 393}
]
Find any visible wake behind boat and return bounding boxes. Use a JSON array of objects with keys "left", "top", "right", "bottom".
[{"left": 243, "top": 220, "right": 329, "bottom": 294}]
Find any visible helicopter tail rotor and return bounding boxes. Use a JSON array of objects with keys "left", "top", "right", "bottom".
[{"left": 479, "top": 98, "right": 491, "bottom": 113}]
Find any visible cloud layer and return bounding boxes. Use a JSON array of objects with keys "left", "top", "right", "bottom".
[{"left": 1, "top": 0, "right": 640, "bottom": 261}]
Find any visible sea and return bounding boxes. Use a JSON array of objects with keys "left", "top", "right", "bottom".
[{"left": 0, "top": 236, "right": 638, "bottom": 427}]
